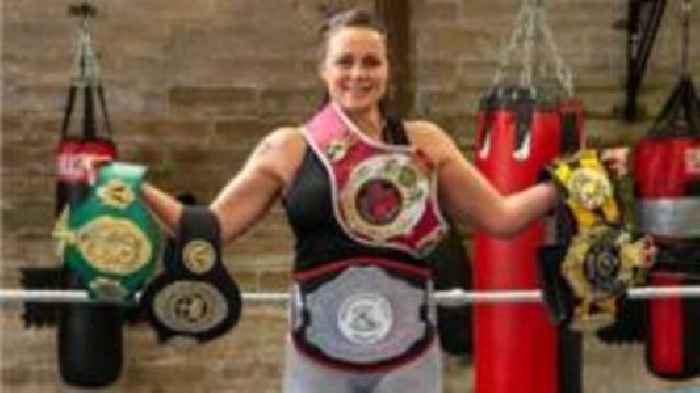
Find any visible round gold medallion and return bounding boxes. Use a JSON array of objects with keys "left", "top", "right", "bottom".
[
  {"left": 76, "top": 216, "right": 152, "bottom": 274},
  {"left": 562, "top": 226, "right": 655, "bottom": 331},
  {"left": 153, "top": 280, "right": 228, "bottom": 333},
  {"left": 182, "top": 239, "right": 216, "bottom": 274},
  {"left": 566, "top": 167, "right": 612, "bottom": 210}
]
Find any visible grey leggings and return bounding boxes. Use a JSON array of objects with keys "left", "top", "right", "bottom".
[{"left": 283, "top": 336, "right": 443, "bottom": 393}]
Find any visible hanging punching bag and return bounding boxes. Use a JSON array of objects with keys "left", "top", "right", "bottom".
[
  {"left": 429, "top": 223, "right": 472, "bottom": 356},
  {"left": 635, "top": 2, "right": 700, "bottom": 377},
  {"left": 636, "top": 79, "right": 700, "bottom": 377},
  {"left": 635, "top": 1, "right": 700, "bottom": 379},
  {"left": 57, "top": 3, "right": 122, "bottom": 387},
  {"left": 472, "top": 2, "right": 583, "bottom": 393},
  {"left": 474, "top": 86, "right": 582, "bottom": 393}
]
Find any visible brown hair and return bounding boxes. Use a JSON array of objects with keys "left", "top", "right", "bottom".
[{"left": 319, "top": 8, "right": 386, "bottom": 50}]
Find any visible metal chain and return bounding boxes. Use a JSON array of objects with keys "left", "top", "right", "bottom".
[
  {"left": 69, "top": 25, "right": 85, "bottom": 83},
  {"left": 493, "top": 2, "right": 529, "bottom": 87},
  {"left": 539, "top": 6, "right": 574, "bottom": 96},
  {"left": 491, "top": 0, "right": 574, "bottom": 96},
  {"left": 521, "top": 0, "right": 536, "bottom": 88},
  {"left": 680, "top": 0, "right": 692, "bottom": 77},
  {"left": 70, "top": 3, "right": 100, "bottom": 84},
  {"left": 82, "top": 30, "right": 100, "bottom": 82}
]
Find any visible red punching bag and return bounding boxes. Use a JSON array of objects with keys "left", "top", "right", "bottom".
[
  {"left": 474, "top": 86, "right": 583, "bottom": 393},
  {"left": 472, "top": 2, "right": 583, "bottom": 393},
  {"left": 635, "top": 1, "right": 700, "bottom": 378},
  {"left": 56, "top": 3, "right": 122, "bottom": 387},
  {"left": 56, "top": 85, "right": 116, "bottom": 212}
]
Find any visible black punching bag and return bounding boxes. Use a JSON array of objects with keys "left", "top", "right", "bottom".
[
  {"left": 429, "top": 225, "right": 472, "bottom": 356},
  {"left": 57, "top": 2, "right": 122, "bottom": 386}
]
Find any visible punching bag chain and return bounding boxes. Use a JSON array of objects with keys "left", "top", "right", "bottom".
[
  {"left": 64, "top": 0, "right": 113, "bottom": 140},
  {"left": 69, "top": 1, "right": 100, "bottom": 85},
  {"left": 521, "top": 0, "right": 536, "bottom": 88},
  {"left": 492, "top": 0, "right": 573, "bottom": 97},
  {"left": 538, "top": 3, "right": 573, "bottom": 96},
  {"left": 680, "top": 0, "right": 692, "bottom": 77},
  {"left": 493, "top": 2, "right": 529, "bottom": 89}
]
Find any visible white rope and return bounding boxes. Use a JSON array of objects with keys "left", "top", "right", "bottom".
[
  {"left": 0, "top": 290, "right": 101, "bottom": 304},
  {"left": 627, "top": 286, "right": 700, "bottom": 299},
  {"left": 4, "top": 286, "right": 700, "bottom": 306}
]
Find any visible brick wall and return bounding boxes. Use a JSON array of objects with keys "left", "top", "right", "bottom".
[{"left": 2, "top": 0, "right": 700, "bottom": 392}]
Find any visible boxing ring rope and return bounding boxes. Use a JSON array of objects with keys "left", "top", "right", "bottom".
[{"left": 4, "top": 286, "right": 700, "bottom": 306}]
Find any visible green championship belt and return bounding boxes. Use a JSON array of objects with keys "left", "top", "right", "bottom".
[
  {"left": 540, "top": 149, "right": 655, "bottom": 331},
  {"left": 54, "top": 162, "right": 161, "bottom": 300}
]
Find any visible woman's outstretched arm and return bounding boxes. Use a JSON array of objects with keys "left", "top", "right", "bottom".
[
  {"left": 407, "top": 120, "right": 560, "bottom": 238},
  {"left": 141, "top": 128, "right": 305, "bottom": 243}
]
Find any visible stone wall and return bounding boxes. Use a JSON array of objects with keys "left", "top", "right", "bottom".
[{"left": 2, "top": 0, "right": 700, "bottom": 392}]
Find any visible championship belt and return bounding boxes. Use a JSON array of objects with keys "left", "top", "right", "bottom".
[
  {"left": 560, "top": 226, "right": 654, "bottom": 330},
  {"left": 304, "top": 104, "right": 448, "bottom": 257},
  {"left": 142, "top": 206, "right": 242, "bottom": 344},
  {"left": 291, "top": 258, "right": 435, "bottom": 370},
  {"left": 539, "top": 149, "right": 656, "bottom": 330},
  {"left": 548, "top": 149, "right": 620, "bottom": 229},
  {"left": 53, "top": 162, "right": 160, "bottom": 300}
]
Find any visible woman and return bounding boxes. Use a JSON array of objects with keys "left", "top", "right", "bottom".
[{"left": 141, "top": 9, "right": 559, "bottom": 393}]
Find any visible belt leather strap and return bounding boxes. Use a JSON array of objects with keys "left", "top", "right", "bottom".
[{"left": 143, "top": 206, "right": 242, "bottom": 344}]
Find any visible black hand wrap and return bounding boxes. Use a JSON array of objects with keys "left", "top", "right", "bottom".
[{"left": 143, "top": 206, "right": 242, "bottom": 344}]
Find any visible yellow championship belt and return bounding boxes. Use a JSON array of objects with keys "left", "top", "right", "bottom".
[
  {"left": 542, "top": 149, "right": 655, "bottom": 331},
  {"left": 550, "top": 149, "right": 620, "bottom": 230},
  {"left": 561, "top": 226, "right": 654, "bottom": 331}
]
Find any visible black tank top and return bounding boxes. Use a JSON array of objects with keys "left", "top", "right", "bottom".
[{"left": 284, "top": 117, "right": 426, "bottom": 272}]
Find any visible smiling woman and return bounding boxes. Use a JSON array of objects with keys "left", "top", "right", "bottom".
[{"left": 139, "top": 7, "right": 560, "bottom": 393}]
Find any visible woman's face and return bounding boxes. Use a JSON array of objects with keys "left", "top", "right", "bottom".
[{"left": 320, "top": 27, "right": 389, "bottom": 115}]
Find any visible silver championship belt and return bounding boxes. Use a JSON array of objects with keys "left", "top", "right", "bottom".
[
  {"left": 291, "top": 260, "right": 435, "bottom": 369},
  {"left": 143, "top": 205, "right": 242, "bottom": 344}
]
